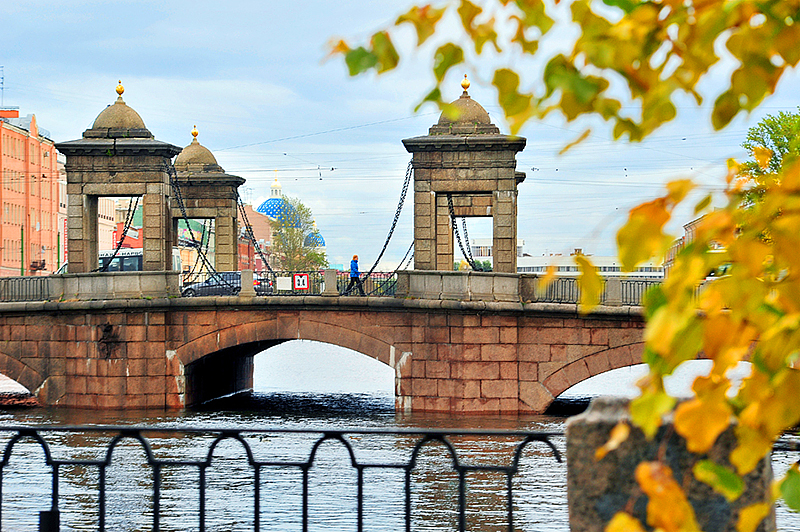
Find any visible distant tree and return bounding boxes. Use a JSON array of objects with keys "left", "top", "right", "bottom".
[
  {"left": 271, "top": 197, "right": 327, "bottom": 271},
  {"left": 740, "top": 108, "right": 800, "bottom": 206}
]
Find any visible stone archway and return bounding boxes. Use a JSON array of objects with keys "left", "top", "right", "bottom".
[{"left": 174, "top": 313, "right": 403, "bottom": 407}]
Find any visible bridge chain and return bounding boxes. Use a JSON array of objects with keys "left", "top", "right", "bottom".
[
  {"left": 362, "top": 160, "right": 413, "bottom": 284},
  {"left": 235, "top": 191, "right": 275, "bottom": 274},
  {"left": 165, "top": 163, "right": 237, "bottom": 290},
  {"left": 446, "top": 193, "right": 483, "bottom": 272}
]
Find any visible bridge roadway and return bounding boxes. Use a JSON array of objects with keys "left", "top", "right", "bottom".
[{"left": 0, "top": 295, "right": 645, "bottom": 413}]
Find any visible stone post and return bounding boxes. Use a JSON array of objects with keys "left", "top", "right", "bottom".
[
  {"left": 322, "top": 269, "right": 339, "bottom": 296},
  {"left": 604, "top": 277, "right": 622, "bottom": 306},
  {"left": 566, "top": 397, "right": 775, "bottom": 532},
  {"left": 240, "top": 269, "right": 256, "bottom": 297}
]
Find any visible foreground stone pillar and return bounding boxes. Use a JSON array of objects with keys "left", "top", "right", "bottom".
[{"left": 566, "top": 397, "right": 775, "bottom": 532}]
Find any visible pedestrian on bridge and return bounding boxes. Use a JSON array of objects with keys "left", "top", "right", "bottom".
[{"left": 345, "top": 255, "right": 366, "bottom": 296}]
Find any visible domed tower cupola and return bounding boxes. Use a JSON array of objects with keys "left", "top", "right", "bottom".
[
  {"left": 428, "top": 75, "right": 500, "bottom": 136},
  {"left": 402, "top": 75, "right": 526, "bottom": 273},
  {"left": 83, "top": 81, "right": 153, "bottom": 139},
  {"left": 171, "top": 126, "right": 245, "bottom": 272},
  {"left": 55, "top": 81, "right": 182, "bottom": 276},
  {"left": 173, "top": 126, "right": 224, "bottom": 173}
]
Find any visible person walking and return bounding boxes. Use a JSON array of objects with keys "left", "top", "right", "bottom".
[{"left": 345, "top": 255, "right": 366, "bottom": 296}]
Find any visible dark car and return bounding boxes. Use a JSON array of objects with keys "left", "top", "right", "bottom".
[{"left": 181, "top": 272, "right": 272, "bottom": 297}]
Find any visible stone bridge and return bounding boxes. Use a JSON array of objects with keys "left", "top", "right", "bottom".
[{"left": 0, "top": 292, "right": 644, "bottom": 413}]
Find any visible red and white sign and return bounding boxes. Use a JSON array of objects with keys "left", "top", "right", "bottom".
[{"left": 293, "top": 273, "right": 309, "bottom": 291}]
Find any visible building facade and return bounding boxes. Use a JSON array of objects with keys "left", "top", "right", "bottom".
[{"left": 0, "top": 108, "right": 60, "bottom": 275}]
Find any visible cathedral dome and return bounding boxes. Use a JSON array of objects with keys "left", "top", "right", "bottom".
[
  {"left": 304, "top": 222, "right": 325, "bottom": 247},
  {"left": 256, "top": 177, "right": 300, "bottom": 228}
]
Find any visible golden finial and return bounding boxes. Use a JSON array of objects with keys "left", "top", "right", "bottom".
[
  {"left": 461, "top": 74, "right": 470, "bottom": 91},
  {"left": 191, "top": 125, "right": 199, "bottom": 139},
  {"left": 116, "top": 80, "right": 124, "bottom": 96}
]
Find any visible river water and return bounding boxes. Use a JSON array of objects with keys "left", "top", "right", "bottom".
[{"left": 0, "top": 340, "right": 796, "bottom": 531}]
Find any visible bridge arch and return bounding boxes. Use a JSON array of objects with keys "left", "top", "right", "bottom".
[
  {"left": 0, "top": 351, "right": 42, "bottom": 397},
  {"left": 542, "top": 343, "right": 645, "bottom": 400},
  {"left": 174, "top": 313, "right": 399, "bottom": 406}
]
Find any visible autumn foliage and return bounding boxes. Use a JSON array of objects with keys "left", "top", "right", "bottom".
[{"left": 334, "top": 1, "right": 800, "bottom": 530}]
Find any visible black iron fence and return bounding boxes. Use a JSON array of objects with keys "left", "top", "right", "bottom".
[
  {"left": 337, "top": 271, "right": 398, "bottom": 297},
  {"left": 179, "top": 271, "right": 399, "bottom": 297},
  {"left": 0, "top": 426, "right": 562, "bottom": 532}
]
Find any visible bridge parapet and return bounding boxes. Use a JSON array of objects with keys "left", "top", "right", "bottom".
[
  {"left": 397, "top": 271, "right": 661, "bottom": 306},
  {"left": 0, "top": 272, "right": 181, "bottom": 302},
  {"left": 396, "top": 270, "right": 520, "bottom": 302}
]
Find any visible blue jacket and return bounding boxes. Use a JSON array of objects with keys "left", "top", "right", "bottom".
[{"left": 350, "top": 259, "right": 359, "bottom": 277}]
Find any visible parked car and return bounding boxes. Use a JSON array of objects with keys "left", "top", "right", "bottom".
[{"left": 181, "top": 272, "right": 272, "bottom": 297}]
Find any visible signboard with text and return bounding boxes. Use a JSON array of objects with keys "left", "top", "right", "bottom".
[{"left": 293, "top": 273, "right": 310, "bottom": 291}]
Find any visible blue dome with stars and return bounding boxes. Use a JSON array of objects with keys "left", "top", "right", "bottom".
[
  {"left": 304, "top": 228, "right": 325, "bottom": 248},
  {"left": 255, "top": 176, "right": 301, "bottom": 228}
]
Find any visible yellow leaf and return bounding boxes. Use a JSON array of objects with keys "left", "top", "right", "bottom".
[
  {"left": 666, "top": 179, "right": 695, "bottom": 204},
  {"left": 630, "top": 387, "right": 675, "bottom": 439},
  {"left": 558, "top": 128, "right": 592, "bottom": 155},
  {"left": 542, "top": 264, "right": 556, "bottom": 286},
  {"left": 754, "top": 146, "right": 772, "bottom": 170},
  {"left": 395, "top": 5, "right": 447, "bottom": 46},
  {"left": 605, "top": 512, "right": 646, "bottom": 532},
  {"left": 674, "top": 396, "right": 731, "bottom": 453},
  {"left": 595, "top": 421, "right": 630, "bottom": 461},
  {"left": 617, "top": 197, "right": 672, "bottom": 271},
  {"left": 576, "top": 254, "right": 603, "bottom": 312},
  {"left": 736, "top": 503, "right": 771, "bottom": 532},
  {"left": 635, "top": 462, "right": 702, "bottom": 532}
]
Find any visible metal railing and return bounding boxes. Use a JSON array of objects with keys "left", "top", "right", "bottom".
[
  {"left": 0, "top": 425, "right": 562, "bottom": 532},
  {"left": 527, "top": 277, "right": 663, "bottom": 306},
  {"left": 620, "top": 279, "right": 662, "bottom": 306},
  {"left": 531, "top": 277, "right": 580, "bottom": 304},
  {"left": 337, "top": 271, "right": 398, "bottom": 296}
]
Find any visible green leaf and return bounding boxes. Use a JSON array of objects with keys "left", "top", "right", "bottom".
[
  {"left": 630, "top": 388, "right": 676, "bottom": 439},
  {"left": 642, "top": 284, "right": 667, "bottom": 320},
  {"left": 371, "top": 31, "right": 399, "bottom": 73},
  {"left": 344, "top": 47, "right": 378, "bottom": 76},
  {"left": 780, "top": 464, "right": 800, "bottom": 511},
  {"left": 457, "top": 0, "right": 482, "bottom": 31},
  {"left": 694, "top": 194, "right": 712, "bottom": 215},
  {"left": 693, "top": 460, "right": 744, "bottom": 502},
  {"left": 712, "top": 90, "right": 741, "bottom": 131},
  {"left": 396, "top": 5, "right": 447, "bottom": 45},
  {"left": 414, "top": 87, "right": 443, "bottom": 113},
  {"left": 600, "top": 0, "right": 638, "bottom": 13},
  {"left": 433, "top": 44, "right": 464, "bottom": 82},
  {"left": 492, "top": 68, "right": 534, "bottom": 132}
]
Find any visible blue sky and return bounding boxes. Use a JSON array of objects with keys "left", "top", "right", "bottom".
[{"left": 3, "top": 1, "right": 798, "bottom": 269}]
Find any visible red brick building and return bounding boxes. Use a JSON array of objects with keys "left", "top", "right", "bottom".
[{"left": 0, "top": 108, "right": 60, "bottom": 275}]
